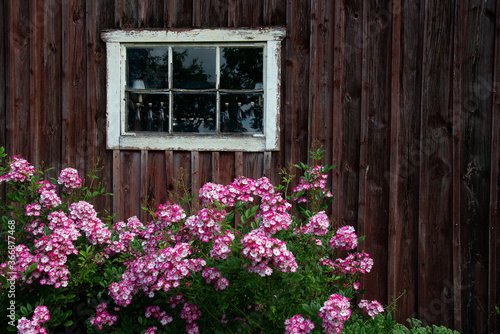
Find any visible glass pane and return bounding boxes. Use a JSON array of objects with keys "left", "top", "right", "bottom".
[
  {"left": 220, "top": 48, "right": 263, "bottom": 90},
  {"left": 173, "top": 48, "right": 216, "bottom": 89},
  {"left": 220, "top": 94, "right": 263, "bottom": 133},
  {"left": 126, "top": 93, "right": 169, "bottom": 132},
  {"left": 127, "top": 48, "right": 169, "bottom": 89},
  {"left": 173, "top": 93, "right": 216, "bottom": 133}
]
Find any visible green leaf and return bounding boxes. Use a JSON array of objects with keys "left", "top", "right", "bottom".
[
  {"left": 63, "top": 320, "right": 73, "bottom": 327},
  {"left": 0, "top": 274, "right": 8, "bottom": 287}
]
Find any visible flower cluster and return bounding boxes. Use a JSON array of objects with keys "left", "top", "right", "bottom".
[
  {"left": 180, "top": 302, "right": 202, "bottom": 334},
  {"left": 168, "top": 294, "right": 185, "bottom": 309},
  {"left": 292, "top": 165, "right": 333, "bottom": 203},
  {"left": 17, "top": 306, "right": 50, "bottom": 334},
  {"left": 0, "top": 155, "right": 35, "bottom": 184},
  {"left": 284, "top": 314, "right": 315, "bottom": 334},
  {"left": 209, "top": 231, "right": 235, "bottom": 260},
  {"left": 0, "top": 244, "right": 36, "bottom": 282},
  {"left": 329, "top": 225, "right": 358, "bottom": 251},
  {"left": 241, "top": 177, "right": 292, "bottom": 235},
  {"left": 154, "top": 202, "right": 186, "bottom": 230},
  {"left": 102, "top": 216, "right": 145, "bottom": 258},
  {"left": 320, "top": 252, "right": 374, "bottom": 275},
  {"left": 145, "top": 305, "right": 173, "bottom": 326},
  {"left": 144, "top": 327, "right": 158, "bottom": 334},
  {"left": 69, "top": 201, "right": 111, "bottom": 245},
  {"left": 201, "top": 267, "right": 229, "bottom": 291},
  {"left": 184, "top": 208, "right": 225, "bottom": 242},
  {"left": 202, "top": 267, "right": 222, "bottom": 284},
  {"left": 358, "top": 299, "right": 384, "bottom": 318},
  {"left": 241, "top": 229, "right": 298, "bottom": 276},
  {"left": 199, "top": 182, "right": 232, "bottom": 206},
  {"left": 318, "top": 294, "right": 351, "bottom": 334},
  {"left": 294, "top": 211, "right": 330, "bottom": 236},
  {"left": 57, "top": 167, "right": 82, "bottom": 193},
  {"left": 33, "top": 212, "right": 81, "bottom": 287},
  {"left": 25, "top": 203, "right": 42, "bottom": 217},
  {"left": 89, "top": 303, "right": 118, "bottom": 330},
  {"left": 108, "top": 243, "right": 205, "bottom": 306}
]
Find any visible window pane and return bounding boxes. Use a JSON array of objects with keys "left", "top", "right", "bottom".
[
  {"left": 220, "top": 48, "right": 263, "bottom": 90},
  {"left": 173, "top": 93, "right": 216, "bottom": 133},
  {"left": 127, "top": 48, "right": 169, "bottom": 89},
  {"left": 126, "top": 93, "right": 169, "bottom": 132},
  {"left": 220, "top": 94, "right": 263, "bottom": 133},
  {"left": 173, "top": 48, "right": 216, "bottom": 89}
]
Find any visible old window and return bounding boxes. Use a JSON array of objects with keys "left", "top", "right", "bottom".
[{"left": 101, "top": 28, "right": 285, "bottom": 151}]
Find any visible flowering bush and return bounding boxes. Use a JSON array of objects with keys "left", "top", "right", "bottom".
[{"left": 0, "top": 146, "right": 385, "bottom": 333}]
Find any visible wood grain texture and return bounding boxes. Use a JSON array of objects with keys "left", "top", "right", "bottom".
[
  {"left": 1, "top": 1, "right": 499, "bottom": 332},
  {"left": 418, "top": 0, "right": 455, "bottom": 328},
  {"left": 5, "top": 0, "right": 31, "bottom": 159},
  {"left": 357, "top": 0, "right": 392, "bottom": 307},
  {"left": 388, "top": 0, "right": 421, "bottom": 324}
]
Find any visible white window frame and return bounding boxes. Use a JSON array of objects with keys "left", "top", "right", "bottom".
[{"left": 101, "top": 28, "right": 286, "bottom": 151}]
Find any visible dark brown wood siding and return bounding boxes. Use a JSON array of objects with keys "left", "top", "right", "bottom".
[{"left": 1, "top": 1, "right": 499, "bottom": 332}]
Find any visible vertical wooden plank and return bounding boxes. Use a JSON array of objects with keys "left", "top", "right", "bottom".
[
  {"left": 212, "top": 151, "right": 220, "bottom": 184},
  {"left": 284, "top": 0, "right": 310, "bottom": 178},
  {"left": 219, "top": 152, "right": 235, "bottom": 185},
  {"left": 418, "top": 0, "right": 455, "bottom": 327},
  {"left": 244, "top": 152, "right": 264, "bottom": 180},
  {"left": 61, "top": 0, "right": 88, "bottom": 172},
  {"left": 140, "top": 150, "right": 148, "bottom": 222},
  {"left": 263, "top": 151, "right": 271, "bottom": 179},
  {"left": 5, "top": 0, "right": 31, "bottom": 159},
  {"left": 141, "top": 0, "right": 164, "bottom": 28},
  {"left": 489, "top": 3, "right": 500, "bottom": 332},
  {"left": 453, "top": 1, "right": 495, "bottom": 332},
  {"left": 198, "top": 152, "right": 212, "bottom": 187},
  {"left": 234, "top": 0, "right": 263, "bottom": 27},
  {"left": 147, "top": 151, "right": 167, "bottom": 209},
  {"left": 235, "top": 151, "right": 243, "bottom": 178},
  {"left": 388, "top": 0, "right": 421, "bottom": 324},
  {"left": 307, "top": 0, "right": 334, "bottom": 166},
  {"left": 192, "top": 0, "right": 201, "bottom": 28},
  {"left": 29, "top": 0, "right": 41, "bottom": 168},
  {"left": 173, "top": 152, "right": 192, "bottom": 208},
  {"left": 113, "top": 150, "right": 122, "bottom": 221},
  {"left": 121, "top": 151, "right": 141, "bottom": 219},
  {"left": 263, "top": 0, "right": 286, "bottom": 26},
  {"left": 87, "top": 0, "right": 114, "bottom": 215},
  {"left": 122, "top": 0, "right": 138, "bottom": 28},
  {"left": 201, "top": 0, "right": 228, "bottom": 27},
  {"left": 357, "top": 0, "right": 392, "bottom": 307},
  {"left": 166, "top": 150, "right": 175, "bottom": 193},
  {"left": 36, "top": 0, "right": 62, "bottom": 177},
  {"left": 191, "top": 151, "right": 200, "bottom": 208},
  {"left": 171, "top": 0, "right": 193, "bottom": 28},
  {"left": 0, "top": 1, "right": 4, "bottom": 152},
  {"left": 338, "top": 0, "right": 362, "bottom": 229}
]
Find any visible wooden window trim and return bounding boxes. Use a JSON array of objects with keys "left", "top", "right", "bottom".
[{"left": 101, "top": 28, "right": 286, "bottom": 151}]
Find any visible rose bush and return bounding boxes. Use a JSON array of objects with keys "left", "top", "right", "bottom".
[{"left": 0, "top": 146, "right": 385, "bottom": 334}]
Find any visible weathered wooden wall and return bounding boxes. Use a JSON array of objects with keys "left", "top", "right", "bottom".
[{"left": 1, "top": 0, "right": 499, "bottom": 332}]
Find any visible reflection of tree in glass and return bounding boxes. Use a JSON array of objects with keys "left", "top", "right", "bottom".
[
  {"left": 172, "top": 50, "right": 213, "bottom": 89},
  {"left": 220, "top": 48, "right": 263, "bottom": 89},
  {"left": 250, "top": 102, "right": 263, "bottom": 132},
  {"left": 174, "top": 94, "right": 216, "bottom": 132},
  {"left": 127, "top": 49, "right": 168, "bottom": 88}
]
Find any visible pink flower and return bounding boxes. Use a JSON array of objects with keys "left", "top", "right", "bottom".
[
  {"left": 57, "top": 167, "right": 82, "bottom": 193},
  {"left": 359, "top": 299, "right": 384, "bottom": 318},
  {"left": 284, "top": 314, "right": 315, "bottom": 334}
]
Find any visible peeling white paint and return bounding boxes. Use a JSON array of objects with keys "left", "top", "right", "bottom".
[{"left": 102, "top": 28, "right": 285, "bottom": 151}]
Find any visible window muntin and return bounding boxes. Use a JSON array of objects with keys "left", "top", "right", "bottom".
[
  {"left": 102, "top": 28, "right": 285, "bottom": 151},
  {"left": 125, "top": 45, "right": 264, "bottom": 135}
]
